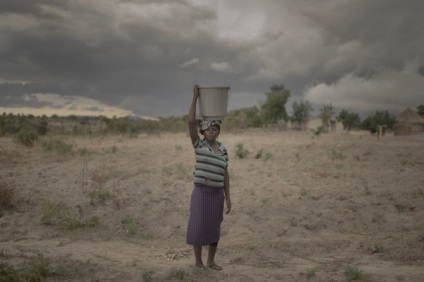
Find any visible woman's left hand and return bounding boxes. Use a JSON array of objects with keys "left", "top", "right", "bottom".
[{"left": 225, "top": 198, "right": 232, "bottom": 214}]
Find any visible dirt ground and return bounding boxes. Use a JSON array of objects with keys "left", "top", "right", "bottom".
[{"left": 1, "top": 130, "right": 423, "bottom": 281}]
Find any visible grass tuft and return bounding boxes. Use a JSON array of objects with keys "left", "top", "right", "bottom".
[
  {"left": 344, "top": 265, "right": 367, "bottom": 281},
  {"left": 0, "top": 179, "right": 15, "bottom": 210},
  {"left": 168, "top": 268, "right": 186, "bottom": 280},
  {"left": 121, "top": 215, "right": 138, "bottom": 236}
]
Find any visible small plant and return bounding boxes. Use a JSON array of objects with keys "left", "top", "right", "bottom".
[
  {"left": 0, "top": 179, "right": 15, "bottom": 210},
  {"left": 311, "top": 125, "right": 325, "bottom": 137},
  {"left": 103, "top": 145, "right": 118, "bottom": 154},
  {"left": 300, "top": 187, "right": 310, "bottom": 198},
  {"left": 344, "top": 265, "right": 366, "bottom": 281},
  {"left": 63, "top": 216, "right": 100, "bottom": 230},
  {"left": 121, "top": 215, "right": 137, "bottom": 236},
  {"left": 329, "top": 149, "right": 346, "bottom": 160},
  {"left": 363, "top": 150, "right": 372, "bottom": 156},
  {"left": 41, "top": 200, "right": 67, "bottom": 225},
  {"left": 261, "top": 151, "right": 273, "bottom": 161},
  {"left": 305, "top": 268, "right": 316, "bottom": 279},
  {"left": 235, "top": 142, "right": 249, "bottom": 158},
  {"left": 168, "top": 268, "right": 186, "bottom": 280},
  {"left": 142, "top": 271, "right": 153, "bottom": 282},
  {"left": 369, "top": 243, "right": 383, "bottom": 253},
  {"left": 87, "top": 189, "right": 112, "bottom": 204},
  {"left": 260, "top": 197, "right": 270, "bottom": 207},
  {"left": 79, "top": 147, "right": 90, "bottom": 156}
]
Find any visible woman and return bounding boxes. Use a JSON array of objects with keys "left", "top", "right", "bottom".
[{"left": 186, "top": 84, "right": 232, "bottom": 271}]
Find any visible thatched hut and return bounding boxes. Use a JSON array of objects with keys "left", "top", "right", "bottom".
[{"left": 394, "top": 107, "right": 424, "bottom": 136}]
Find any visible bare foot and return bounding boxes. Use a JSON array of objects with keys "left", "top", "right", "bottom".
[
  {"left": 195, "top": 263, "right": 206, "bottom": 270},
  {"left": 207, "top": 263, "right": 223, "bottom": 271}
]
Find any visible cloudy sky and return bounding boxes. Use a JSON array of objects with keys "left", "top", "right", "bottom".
[{"left": 1, "top": 0, "right": 423, "bottom": 119}]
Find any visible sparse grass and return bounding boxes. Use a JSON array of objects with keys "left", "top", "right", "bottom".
[
  {"left": 141, "top": 231, "right": 154, "bottom": 240},
  {"left": 394, "top": 203, "right": 408, "bottom": 212},
  {"left": 142, "top": 270, "right": 153, "bottom": 282},
  {"left": 344, "top": 265, "right": 367, "bottom": 281},
  {"left": 0, "top": 179, "right": 15, "bottom": 210},
  {"left": 87, "top": 189, "right": 113, "bottom": 204},
  {"left": 369, "top": 243, "right": 384, "bottom": 253},
  {"left": 162, "top": 163, "right": 189, "bottom": 180},
  {"left": 0, "top": 252, "right": 96, "bottom": 281},
  {"left": 413, "top": 188, "right": 424, "bottom": 197},
  {"left": 41, "top": 199, "right": 100, "bottom": 230},
  {"left": 261, "top": 151, "right": 273, "bottom": 161},
  {"left": 235, "top": 142, "right": 249, "bottom": 158},
  {"left": 0, "top": 252, "right": 51, "bottom": 281},
  {"left": 41, "top": 138, "right": 74, "bottom": 155},
  {"left": 304, "top": 267, "right": 316, "bottom": 279},
  {"left": 41, "top": 200, "right": 67, "bottom": 225},
  {"left": 300, "top": 187, "right": 310, "bottom": 198},
  {"left": 79, "top": 147, "right": 90, "bottom": 156},
  {"left": 363, "top": 150, "right": 372, "bottom": 156},
  {"left": 121, "top": 215, "right": 137, "bottom": 236},
  {"left": 329, "top": 149, "right": 346, "bottom": 160},
  {"left": 168, "top": 268, "right": 186, "bottom": 280},
  {"left": 102, "top": 145, "right": 118, "bottom": 154},
  {"left": 260, "top": 197, "right": 270, "bottom": 207}
]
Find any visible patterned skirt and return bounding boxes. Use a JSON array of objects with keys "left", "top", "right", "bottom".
[{"left": 186, "top": 184, "right": 225, "bottom": 246}]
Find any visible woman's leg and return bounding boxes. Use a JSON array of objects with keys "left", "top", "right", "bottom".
[
  {"left": 193, "top": 245, "right": 205, "bottom": 268},
  {"left": 206, "top": 242, "right": 222, "bottom": 270}
]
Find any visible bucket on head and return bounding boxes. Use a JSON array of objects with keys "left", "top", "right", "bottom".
[{"left": 198, "top": 86, "right": 230, "bottom": 120}]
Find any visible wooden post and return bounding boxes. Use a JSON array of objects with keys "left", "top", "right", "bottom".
[{"left": 377, "top": 125, "right": 387, "bottom": 141}]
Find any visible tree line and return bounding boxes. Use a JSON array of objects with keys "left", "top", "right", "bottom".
[{"left": 1, "top": 84, "right": 423, "bottom": 144}]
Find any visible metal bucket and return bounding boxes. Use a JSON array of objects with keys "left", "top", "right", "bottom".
[{"left": 198, "top": 86, "right": 230, "bottom": 120}]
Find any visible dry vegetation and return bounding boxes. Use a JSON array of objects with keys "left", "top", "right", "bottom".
[{"left": 1, "top": 129, "right": 423, "bottom": 281}]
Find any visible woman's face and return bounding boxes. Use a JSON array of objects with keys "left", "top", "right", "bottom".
[{"left": 203, "top": 125, "right": 220, "bottom": 141}]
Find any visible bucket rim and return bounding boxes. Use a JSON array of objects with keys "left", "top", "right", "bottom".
[{"left": 198, "top": 86, "right": 230, "bottom": 89}]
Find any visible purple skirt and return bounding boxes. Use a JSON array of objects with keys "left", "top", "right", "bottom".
[{"left": 186, "top": 184, "right": 225, "bottom": 246}]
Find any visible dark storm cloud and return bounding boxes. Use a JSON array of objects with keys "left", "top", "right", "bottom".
[{"left": 0, "top": 0, "right": 423, "bottom": 117}]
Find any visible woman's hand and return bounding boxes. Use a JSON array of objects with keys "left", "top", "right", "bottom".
[
  {"left": 225, "top": 198, "right": 232, "bottom": 214},
  {"left": 193, "top": 84, "right": 200, "bottom": 99}
]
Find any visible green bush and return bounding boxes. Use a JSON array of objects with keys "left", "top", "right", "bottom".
[
  {"left": 15, "top": 128, "right": 38, "bottom": 146},
  {"left": 42, "top": 138, "right": 74, "bottom": 155}
]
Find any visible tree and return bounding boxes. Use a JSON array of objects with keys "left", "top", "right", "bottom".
[
  {"left": 361, "top": 110, "right": 396, "bottom": 134},
  {"left": 291, "top": 100, "right": 313, "bottom": 130},
  {"left": 319, "top": 103, "right": 335, "bottom": 131},
  {"left": 224, "top": 106, "right": 262, "bottom": 129},
  {"left": 337, "top": 109, "right": 361, "bottom": 132},
  {"left": 417, "top": 105, "right": 424, "bottom": 118},
  {"left": 260, "top": 84, "right": 291, "bottom": 125}
]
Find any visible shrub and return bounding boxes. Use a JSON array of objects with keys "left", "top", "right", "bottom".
[
  {"left": 42, "top": 138, "right": 74, "bottom": 155},
  {"left": 15, "top": 127, "right": 38, "bottom": 146}
]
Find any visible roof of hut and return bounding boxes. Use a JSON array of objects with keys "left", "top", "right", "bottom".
[{"left": 396, "top": 107, "right": 424, "bottom": 123}]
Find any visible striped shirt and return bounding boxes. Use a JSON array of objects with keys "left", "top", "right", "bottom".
[{"left": 193, "top": 138, "right": 228, "bottom": 188}]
